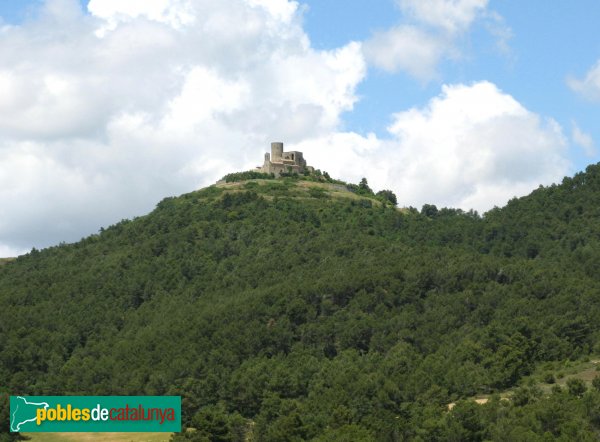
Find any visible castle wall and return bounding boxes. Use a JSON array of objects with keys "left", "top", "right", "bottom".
[{"left": 258, "top": 142, "right": 311, "bottom": 177}]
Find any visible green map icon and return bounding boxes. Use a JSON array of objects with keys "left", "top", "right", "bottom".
[{"left": 10, "top": 396, "right": 49, "bottom": 432}]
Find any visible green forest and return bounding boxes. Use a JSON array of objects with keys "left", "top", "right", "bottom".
[{"left": 2, "top": 164, "right": 600, "bottom": 441}]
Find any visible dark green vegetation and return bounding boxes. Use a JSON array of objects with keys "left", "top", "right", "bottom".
[
  {"left": 2, "top": 165, "right": 600, "bottom": 441},
  {"left": 221, "top": 171, "right": 276, "bottom": 182},
  {"left": 0, "top": 258, "right": 14, "bottom": 266}
]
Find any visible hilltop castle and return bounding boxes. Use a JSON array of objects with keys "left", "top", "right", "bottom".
[{"left": 257, "top": 142, "right": 314, "bottom": 176}]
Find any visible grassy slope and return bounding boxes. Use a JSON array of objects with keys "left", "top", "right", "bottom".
[
  {"left": 451, "top": 357, "right": 600, "bottom": 406},
  {"left": 215, "top": 179, "right": 385, "bottom": 203}
]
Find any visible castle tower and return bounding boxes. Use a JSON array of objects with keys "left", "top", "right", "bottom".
[
  {"left": 271, "top": 142, "right": 283, "bottom": 162},
  {"left": 255, "top": 141, "right": 313, "bottom": 177}
]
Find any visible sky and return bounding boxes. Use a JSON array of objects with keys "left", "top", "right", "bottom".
[{"left": 1, "top": 0, "right": 600, "bottom": 256}]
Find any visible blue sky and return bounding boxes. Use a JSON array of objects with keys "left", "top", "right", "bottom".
[
  {"left": 0, "top": 0, "right": 599, "bottom": 255},
  {"left": 301, "top": 0, "right": 600, "bottom": 171}
]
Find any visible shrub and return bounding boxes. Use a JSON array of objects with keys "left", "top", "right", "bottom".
[
  {"left": 567, "top": 378, "right": 587, "bottom": 397},
  {"left": 376, "top": 190, "right": 398, "bottom": 206},
  {"left": 222, "top": 171, "right": 275, "bottom": 182},
  {"left": 543, "top": 372, "right": 556, "bottom": 384},
  {"left": 592, "top": 376, "right": 600, "bottom": 392}
]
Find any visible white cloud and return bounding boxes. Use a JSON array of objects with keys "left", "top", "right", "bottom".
[
  {"left": 0, "top": 245, "right": 25, "bottom": 257},
  {"left": 362, "top": 26, "right": 446, "bottom": 79},
  {"left": 572, "top": 121, "right": 596, "bottom": 157},
  {"left": 87, "top": 0, "right": 195, "bottom": 34},
  {"left": 363, "top": 0, "right": 507, "bottom": 81},
  {"left": 0, "top": 0, "right": 365, "bottom": 255},
  {"left": 397, "top": 0, "right": 488, "bottom": 34},
  {"left": 293, "top": 82, "right": 570, "bottom": 213},
  {"left": 568, "top": 61, "right": 600, "bottom": 101},
  {"left": 384, "top": 82, "right": 569, "bottom": 211},
  {"left": 0, "top": 1, "right": 569, "bottom": 257},
  {"left": 484, "top": 10, "right": 513, "bottom": 56}
]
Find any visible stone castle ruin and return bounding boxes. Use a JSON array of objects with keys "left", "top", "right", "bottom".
[{"left": 257, "top": 142, "right": 314, "bottom": 176}]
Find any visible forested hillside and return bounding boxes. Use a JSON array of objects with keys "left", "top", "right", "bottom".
[{"left": 2, "top": 165, "right": 600, "bottom": 441}]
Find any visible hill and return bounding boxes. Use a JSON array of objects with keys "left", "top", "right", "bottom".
[{"left": 2, "top": 167, "right": 600, "bottom": 441}]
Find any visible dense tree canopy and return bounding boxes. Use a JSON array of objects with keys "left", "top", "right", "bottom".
[{"left": 2, "top": 165, "right": 600, "bottom": 440}]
